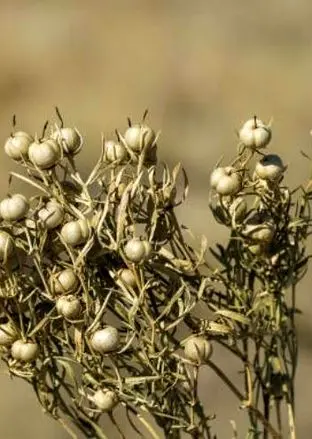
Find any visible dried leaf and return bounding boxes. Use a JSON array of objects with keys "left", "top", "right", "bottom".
[{"left": 215, "top": 309, "right": 250, "bottom": 325}]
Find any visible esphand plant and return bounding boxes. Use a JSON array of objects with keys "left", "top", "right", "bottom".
[{"left": 0, "top": 110, "right": 310, "bottom": 439}]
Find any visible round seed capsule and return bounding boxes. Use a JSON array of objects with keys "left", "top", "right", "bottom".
[
  {"left": 56, "top": 295, "right": 81, "bottom": 319},
  {"left": 28, "top": 139, "right": 61, "bottom": 169},
  {"left": 210, "top": 167, "right": 227, "bottom": 189},
  {"left": 118, "top": 268, "right": 137, "bottom": 288},
  {"left": 92, "top": 389, "right": 118, "bottom": 412},
  {"left": 124, "top": 238, "right": 152, "bottom": 263},
  {"left": 38, "top": 200, "right": 64, "bottom": 229},
  {"left": 50, "top": 268, "right": 80, "bottom": 295},
  {"left": 104, "top": 140, "right": 128, "bottom": 162},
  {"left": 124, "top": 124, "right": 155, "bottom": 152},
  {"left": 51, "top": 127, "right": 82, "bottom": 155},
  {"left": 184, "top": 336, "right": 213, "bottom": 364},
  {"left": 11, "top": 340, "right": 39, "bottom": 362},
  {"left": 215, "top": 167, "right": 242, "bottom": 196},
  {"left": 61, "top": 218, "right": 90, "bottom": 246},
  {"left": 4, "top": 131, "right": 33, "bottom": 160},
  {"left": 239, "top": 117, "right": 271, "bottom": 149},
  {"left": 255, "top": 154, "right": 285, "bottom": 181},
  {"left": 0, "top": 194, "right": 29, "bottom": 221},
  {"left": 90, "top": 326, "right": 119, "bottom": 354}
]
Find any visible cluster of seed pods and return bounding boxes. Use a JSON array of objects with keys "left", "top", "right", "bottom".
[
  {"left": 209, "top": 116, "right": 287, "bottom": 256},
  {"left": 0, "top": 111, "right": 213, "bottom": 433},
  {"left": 0, "top": 111, "right": 305, "bottom": 439}
]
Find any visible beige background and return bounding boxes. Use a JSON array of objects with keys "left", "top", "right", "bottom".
[{"left": 0, "top": 1, "right": 312, "bottom": 437}]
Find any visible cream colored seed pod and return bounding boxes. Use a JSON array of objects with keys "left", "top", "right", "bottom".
[
  {"left": 4, "top": 131, "right": 33, "bottom": 160},
  {"left": 255, "top": 154, "right": 285, "bottom": 181},
  {"left": 104, "top": 140, "right": 128, "bottom": 162},
  {"left": 51, "top": 127, "right": 82, "bottom": 155},
  {"left": 215, "top": 167, "right": 242, "bottom": 196},
  {"left": 0, "top": 231, "right": 15, "bottom": 261},
  {"left": 124, "top": 238, "right": 152, "bottom": 264},
  {"left": 184, "top": 336, "right": 213, "bottom": 364},
  {"left": 92, "top": 389, "right": 118, "bottom": 412},
  {"left": 0, "top": 194, "right": 29, "bottom": 221},
  {"left": 90, "top": 326, "right": 119, "bottom": 354},
  {"left": 0, "top": 323, "right": 18, "bottom": 346},
  {"left": 38, "top": 200, "right": 64, "bottom": 229},
  {"left": 118, "top": 268, "right": 137, "bottom": 288},
  {"left": 243, "top": 220, "right": 276, "bottom": 244},
  {"left": 56, "top": 295, "right": 81, "bottom": 320},
  {"left": 61, "top": 218, "right": 90, "bottom": 246},
  {"left": 210, "top": 167, "right": 227, "bottom": 190},
  {"left": 123, "top": 124, "right": 155, "bottom": 152},
  {"left": 239, "top": 117, "right": 271, "bottom": 149},
  {"left": 28, "top": 139, "right": 61, "bottom": 169},
  {"left": 50, "top": 268, "right": 80, "bottom": 295},
  {"left": 11, "top": 340, "right": 39, "bottom": 362}
]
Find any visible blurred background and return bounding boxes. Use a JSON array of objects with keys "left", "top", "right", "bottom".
[{"left": 0, "top": 0, "right": 312, "bottom": 437}]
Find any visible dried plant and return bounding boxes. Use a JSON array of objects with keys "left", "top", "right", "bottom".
[{"left": 0, "top": 111, "right": 310, "bottom": 439}]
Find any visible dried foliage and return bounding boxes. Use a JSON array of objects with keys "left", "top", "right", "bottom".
[{"left": 0, "top": 111, "right": 310, "bottom": 439}]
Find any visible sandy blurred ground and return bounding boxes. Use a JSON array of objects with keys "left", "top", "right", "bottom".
[{"left": 0, "top": 0, "right": 312, "bottom": 437}]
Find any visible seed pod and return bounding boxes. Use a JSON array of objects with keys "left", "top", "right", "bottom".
[
  {"left": 38, "top": 200, "right": 64, "bottom": 229},
  {"left": 51, "top": 127, "right": 82, "bottom": 155},
  {"left": 104, "top": 140, "right": 128, "bottom": 162},
  {"left": 243, "top": 220, "right": 275, "bottom": 244},
  {"left": 56, "top": 295, "right": 81, "bottom": 319},
  {"left": 61, "top": 218, "right": 90, "bottom": 246},
  {"left": 124, "top": 238, "right": 152, "bottom": 263},
  {"left": 210, "top": 167, "right": 227, "bottom": 189},
  {"left": 0, "top": 194, "right": 29, "bottom": 221},
  {"left": 118, "top": 268, "right": 137, "bottom": 288},
  {"left": 124, "top": 124, "right": 155, "bottom": 152},
  {"left": 28, "top": 139, "right": 61, "bottom": 169},
  {"left": 0, "top": 231, "right": 15, "bottom": 261},
  {"left": 4, "top": 131, "right": 33, "bottom": 160},
  {"left": 214, "top": 167, "right": 242, "bottom": 196},
  {"left": 92, "top": 389, "right": 118, "bottom": 412},
  {"left": 50, "top": 268, "right": 80, "bottom": 295},
  {"left": 255, "top": 154, "right": 285, "bottom": 181},
  {"left": 239, "top": 117, "right": 271, "bottom": 149},
  {"left": 11, "top": 340, "right": 39, "bottom": 362},
  {"left": 90, "top": 326, "right": 119, "bottom": 354},
  {"left": 184, "top": 336, "right": 213, "bottom": 364},
  {"left": 0, "top": 323, "right": 18, "bottom": 346}
]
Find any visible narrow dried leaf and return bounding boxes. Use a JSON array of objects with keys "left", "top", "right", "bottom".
[
  {"left": 205, "top": 321, "right": 232, "bottom": 334},
  {"left": 10, "top": 172, "right": 50, "bottom": 195},
  {"left": 124, "top": 375, "right": 161, "bottom": 386},
  {"left": 215, "top": 309, "right": 250, "bottom": 325},
  {"left": 116, "top": 185, "right": 131, "bottom": 245}
]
